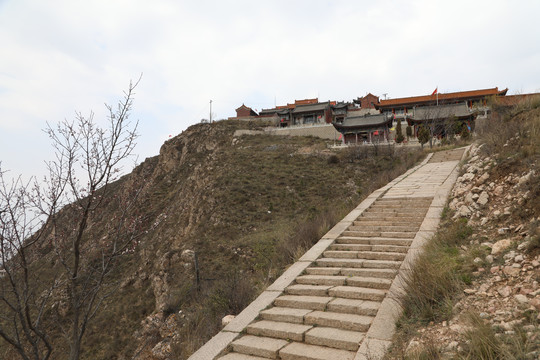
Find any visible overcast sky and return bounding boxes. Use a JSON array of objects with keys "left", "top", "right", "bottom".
[{"left": 1, "top": 0, "right": 539, "bottom": 181}]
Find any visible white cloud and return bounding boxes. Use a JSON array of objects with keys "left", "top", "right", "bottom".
[{"left": 1, "top": 0, "right": 539, "bottom": 180}]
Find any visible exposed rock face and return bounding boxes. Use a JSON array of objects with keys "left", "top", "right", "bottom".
[
  {"left": 477, "top": 191, "right": 489, "bottom": 206},
  {"left": 222, "top": 315, "right": 236, "bottom": 327},
  {"left": 399, "top": 142, "right": 540, "bottom": 359},
  {"left": 491, "top": 239, "right": 514, "bottom": 255}
]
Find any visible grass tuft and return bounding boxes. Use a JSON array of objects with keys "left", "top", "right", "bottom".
[
  {"left": 459, "top": 312, "right": 538, "bottom": 360},
  {"left": 399, "top": 217, "right": 472, "bottom": 323}
]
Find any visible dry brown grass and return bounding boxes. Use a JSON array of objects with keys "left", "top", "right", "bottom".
[
  {"left": 399, "top": 217, "right": 472, "bottom": 324},
  {"left": 458, "top": 312, "right": 539, "bottom": 360}
]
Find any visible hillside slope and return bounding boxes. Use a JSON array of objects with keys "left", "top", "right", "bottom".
[{"left": 1, "top": 120, "right": 425, "bottom": 360}]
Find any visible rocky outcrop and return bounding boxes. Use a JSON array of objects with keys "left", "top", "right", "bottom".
[{"left": 403, "top": 143, "right": 540, "bottom": 359}]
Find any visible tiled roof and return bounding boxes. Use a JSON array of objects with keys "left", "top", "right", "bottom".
[
  {"left": 292, "top": 102, "right": 331, "bottom": 113},
  {"left": 333, "top": 113, "right": 393, "bottom": 131},
  {"left": 377, "top": 87, "right": 508, "bottom": 108},
  {"left": 409, "top": 103, "right": 475, "bottom": 121},
  {"left": 294, "top": 98, "right": 318, "bottom": 106},
  {"left": 235, "top": 104, "right": 252, "bottom": 111},
  {"left": 331, "top": 102, "right": 349, "bottom": 109},
  {"left": 261, "top": 98, "right": 330, "bottom": 114}
]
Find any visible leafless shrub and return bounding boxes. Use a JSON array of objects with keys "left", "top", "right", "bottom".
[{"left": 0, "top": 78, "right": 145, "bottom": 360}]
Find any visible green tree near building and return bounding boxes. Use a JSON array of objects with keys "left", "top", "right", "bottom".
[
  {"left": 395, "top": 118, "right": 405, "bottom": 143},
  {"left": 418, "top": 125, "right": 430, "bottom": 149},
  {"left": 461, "top": 124, "right": 470, "bottom": 140},
  {"left": 406, "top": 124, "right": 412, "bottom": 140}
]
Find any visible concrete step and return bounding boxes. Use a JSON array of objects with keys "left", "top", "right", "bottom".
[
  {"left": 328, "top": 285, "right": 387, "bottom": 301},
  {"left": 353, "top": 220, "right": 423, "bottom": 227},
  {"left": 342, "top": 230, "right": 415, "bottom": 238},
  {"left": 360, "top": 212, "right": 426, "bottom": 219},
  {"left": 260, "top": 307, "right": 313, "bottom": 324},
  {"left": 306, "top": 266, "right": 398, "bottom": 279},
  {"left": 274, "top": 295, "right": 332, "bottom": 311},
  {"left": 285, "top": 284, "right": 331, "bottom": 296},
  {"left": 374, "top": 199, "right": 432, "bottom": 205},
  {"left": 219, "top": 352, "right": 268, "bottom": 360},
  {"left": 322, "top": 250, "right": 359, "bottom": 259},
  {"left": 328, "top": 243, "right": 372, "bottom": 251},
  {"left": 305, "top": 326, "right": 364, "bottom": 351},
  {"left": 322, "top": 250, "right": 406, "bottom": 261},
  {"left": 304, "top": 310, "right": 373, "bottom": 332},
  {"left": 348, "top": 225, "right": 419, "bottom": 232},
  {"left": 336, "top": 237, "right": 413, "bottom": 246},
  {"left": 327, "top": 297, "right": 380, "bottom": 316},
  {"left": 363, "top": 259, "right": 402, "bottom": 269},
  {"left": 340, "top": 267, "right": 398, "bottom": 279},
  {"left": 296, "top": 275, "right": 347, "bottom": 286},
  {"left": 371, "top": 244, "right": 410, "bottom": 253},
  {"left": 371, "top": 200, "right": 431, "bottom": 205},
  {"left": 295, "top": 274, "right": 392, "bottom": 289},
  {"left": 368, "top": 238, "right": 413, "bottom": 246},
  {"left": 334, "top": 236, "right": 370, "bottom": 244},
  {"left": 231, "top": 335, "right": 288, "bottom": 359},
  {"left": 315, "top": 258, "right": 364, "bottom": 268},
  {"left": 346, "top": 276, "right": 392, "bottom": 289},
  {"left": 368, "top": 204, "right": 429, "bottom": 210},
  {"left": 304, "top": 267, "right": 341, "bottom": 275},
  {"left": 378, "top": 231, "right": 416, "bottom": 239},
  {"left": 246, "top": 320, "right": 312, "bottom": 342},
  {"left": 365, "top": 207, "right": 423, "bottom": 213},
  {"left": 279, "top": 342, "right": 355, "bottom": 360},
  {"left": 356, "top": 251, "right": 406, "bottom": 261},
  {"left": 329, "top": 243, "right": 410, "bottom": 254},
  {"left": 358, "top": 216, "right": 425, "bottom": 224}
]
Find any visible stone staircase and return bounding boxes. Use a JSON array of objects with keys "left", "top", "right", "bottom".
[
  {"left": 218, "top": 197, "right": 432, "bottom": 360},
  {"left": 428, "top": 148, "right": 466, "bottom": 163},
  {"left": 189, "top": 147, "right": 467, "bottom": 360}
]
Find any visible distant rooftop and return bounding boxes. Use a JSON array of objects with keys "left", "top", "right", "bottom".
[
  {"left": 260, "top": 98, "right": 336, "bottom": 114},
  {"left": 376, "top": 87, "right": 508, "bottom": 109}
]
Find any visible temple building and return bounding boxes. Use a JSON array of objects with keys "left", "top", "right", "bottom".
[
  {"left": 407, "top": 103, "right": 479, "bottom": 137},
  {"left": 352, "top": 93, "right": 381, "bottom": 115},
  {"left": 259, "top": 98, "right": 336, "bottom": 127},
  {"left": 330, "top": 102, "right": 349, "bottom": 123},
  {"left": 375, "top": 87, "right": 508, "bottom": 118},
  {"left": 332, "top": 113, "right": 394, "bottom": 144},
  {"left": 235, "top": 104, "right": 258, "bottom": 118},
  {"left": 230, "top": 86, "right": 511, "bottom": 140}
]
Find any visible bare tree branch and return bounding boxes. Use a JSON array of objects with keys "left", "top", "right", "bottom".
[{"left": 0, "top": 78, "right": 144, "bottom": 360}]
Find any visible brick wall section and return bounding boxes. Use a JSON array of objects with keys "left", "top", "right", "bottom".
[{"left": 359, "top": 93, "right": 380, "bottom": 109}]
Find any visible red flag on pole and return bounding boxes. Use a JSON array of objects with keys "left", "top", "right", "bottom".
[{"left": 431, "top": 87, "right": 438, "bottom": 96}]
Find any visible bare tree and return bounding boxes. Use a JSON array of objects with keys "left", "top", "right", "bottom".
[
  {"left": 413, "top": 105, "right": 450, "bottom": 148},
  {"left": 0, "top": 78, "right": 145, "bottom": 360}
]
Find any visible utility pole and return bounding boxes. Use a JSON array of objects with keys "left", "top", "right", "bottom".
[{"left": 209, "top": 99, "right": 213, "bottom": 123}]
